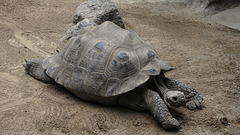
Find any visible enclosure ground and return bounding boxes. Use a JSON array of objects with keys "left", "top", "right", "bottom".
[{"left": 0, "top": 0, "right": 239, "bottom": 134}]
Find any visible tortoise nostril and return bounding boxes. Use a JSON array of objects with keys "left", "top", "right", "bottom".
[{"left": 172, "top": 96, "right": 178, "bottom": 101}]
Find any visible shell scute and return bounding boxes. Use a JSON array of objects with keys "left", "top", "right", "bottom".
[
  {"left": 94, "top": 41, "right": 106, "bottom": 51},
  {"left": 88, "top": 72, "right": 107, "bottom": 95}
]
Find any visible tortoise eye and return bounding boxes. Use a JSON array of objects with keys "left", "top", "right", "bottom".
[{"left": 147, "top": 51, "right": 155, "bottom": 59}]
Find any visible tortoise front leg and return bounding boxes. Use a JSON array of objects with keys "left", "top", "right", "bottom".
[
  {"left": 119, "top": 89, "right": 179, "bottom": 130},
  {"left": 163, "top": 78, "right": 203, "bottom": 110}
]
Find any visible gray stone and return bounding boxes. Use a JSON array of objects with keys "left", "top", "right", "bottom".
[
  {"left": 62, "top": 19, "right": 96, "bottom": 40},
  {"left": 73, "top": 0, "right": 125, "bottom": 28},
  {"left": 213, "top": 6, "right": 240, "bottom": 31},
  {"left": 191, "top": 0, "right": 240, "bottom": 16}
]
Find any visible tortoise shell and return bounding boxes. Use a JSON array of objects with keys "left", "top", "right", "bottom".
[{"left": 42, "top": 21, "right": 170, "bottom": 97}]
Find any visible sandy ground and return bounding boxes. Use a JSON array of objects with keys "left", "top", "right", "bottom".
[{"left": 0, "top": 0, "right": 240, "bottom": 134}]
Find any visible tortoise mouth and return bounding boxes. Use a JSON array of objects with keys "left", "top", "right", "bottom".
[{"left": 166, "top": 98, "right": 185, "bottom": 108}]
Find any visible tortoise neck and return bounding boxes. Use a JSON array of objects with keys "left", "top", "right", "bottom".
[{"left": 152, "top": 76, "right": 168, "bottom": 94}]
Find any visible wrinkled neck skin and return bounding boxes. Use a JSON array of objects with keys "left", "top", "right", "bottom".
[{"left": 152, "top": 74, "right": 169, "bottom": 105}]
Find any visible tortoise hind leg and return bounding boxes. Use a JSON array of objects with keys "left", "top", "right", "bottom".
[
  {"left": 119, "top": 89, "right": 179, "bottom": 130},
  {"left": 163, "top": 78, "right": 203, "bottom": 110},
  {"left": 23, "top": 59, "right": 55, "bottom": 84}
]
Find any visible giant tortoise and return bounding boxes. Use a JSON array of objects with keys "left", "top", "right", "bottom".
[{"left": 23, "top": 21, "right": 203, "bottom": 130}]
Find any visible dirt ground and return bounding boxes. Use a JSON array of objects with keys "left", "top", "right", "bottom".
[{"left": 0, "top": 0, "right": 239, "bottom": 135}]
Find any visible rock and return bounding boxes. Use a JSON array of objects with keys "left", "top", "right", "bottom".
[
  {"left": 220, "top": 117, "right": 228, "bottom": 126},
  {"left": 191, "top": 0, "right": 240, "bottom": 16},
  {"left": 62, "top": 19, "right": 96, "bottom": 40},
  {"left": 73, "top": 0, "right": 125, "bottom": 28},
  {"left": 213, "top": 6, "right": 240, "bottom": 31}
]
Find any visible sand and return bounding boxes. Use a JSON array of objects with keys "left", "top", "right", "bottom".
[{"left": 0, "top": 0, "right": 239, "bottom": 134}]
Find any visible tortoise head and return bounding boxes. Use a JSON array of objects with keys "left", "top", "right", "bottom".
[
  {"left": 165, "top": 91, "right": 185, "bottom": 108},
  {"left": 153, "top": 72, "right": 186, "bottom": 108}
]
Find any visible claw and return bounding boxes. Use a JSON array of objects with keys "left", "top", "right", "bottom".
[
  {"left": 186, "top": 97, "right": 203, "bottom": 110},
  {"left": 194, "top": 100, "right": 200, "bottom": 107},
  {"left": 22, "top": 63, "right": 26, "bottom": 69},
  {"left": 23, "top": 59, "right": 27, "bottom": 69},
  {"left": 23, "top": 59, "right": 30, "bottom": 71},
  {"left": 161, "top": 117, "right": 180, "bottom": 130}
]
